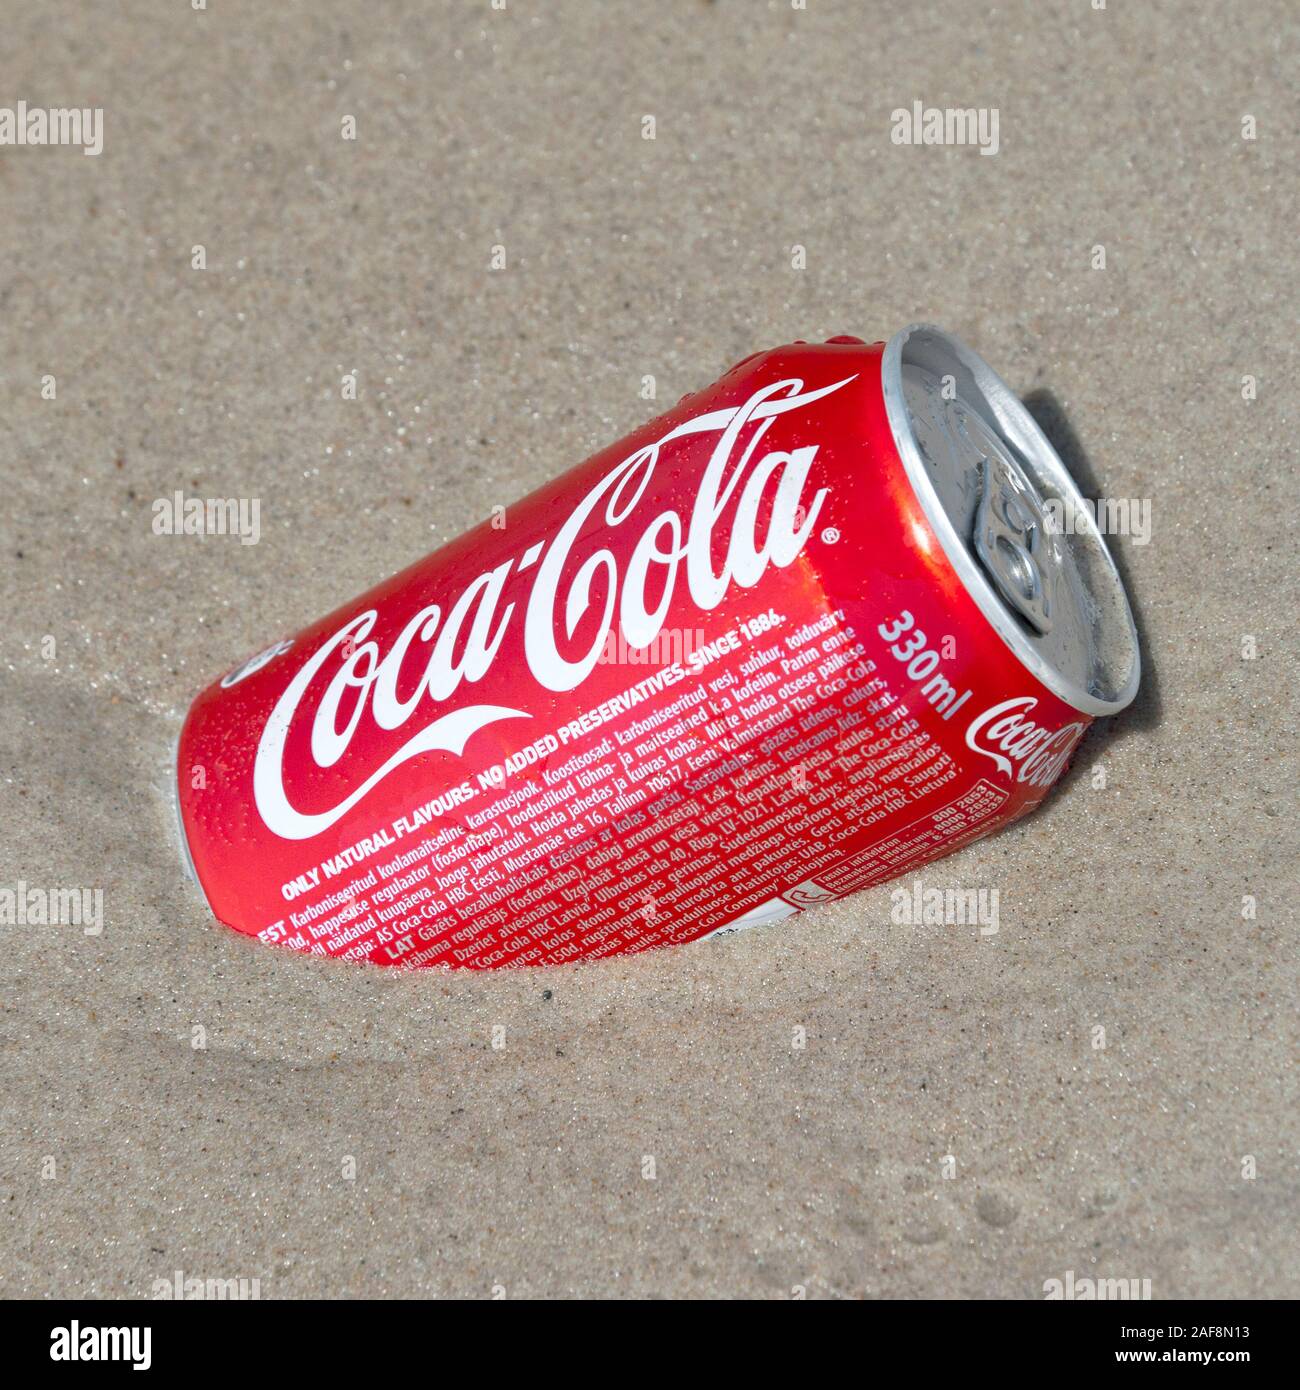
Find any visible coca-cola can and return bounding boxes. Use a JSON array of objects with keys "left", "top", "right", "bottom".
[{"left": 175, "top": 325, "right": 1140, "bottom": 968}]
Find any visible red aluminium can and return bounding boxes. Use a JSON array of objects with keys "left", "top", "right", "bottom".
[{"left": 175, "top": 326, "right": 1140, "bottom": 968}]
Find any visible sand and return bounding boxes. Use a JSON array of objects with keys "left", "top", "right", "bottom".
[{"left": 1, "top": 0, "right": 1296, "bottom": 1299}]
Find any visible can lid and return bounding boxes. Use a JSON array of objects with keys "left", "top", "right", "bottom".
[{"left": 881, "top": 324, "right": 1140, "bottom": 716}]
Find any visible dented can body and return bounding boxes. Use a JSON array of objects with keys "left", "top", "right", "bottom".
[{"left": 175, "top": 327, "right": 1139, "bottom": 967}]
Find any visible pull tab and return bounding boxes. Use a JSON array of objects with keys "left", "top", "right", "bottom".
[{"left": 973, "top": 450, "right": 1054, "bottom": 634}]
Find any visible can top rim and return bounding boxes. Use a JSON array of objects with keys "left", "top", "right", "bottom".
[{"left": 881, "top": 323, "right": 1141, "bottom": 717}]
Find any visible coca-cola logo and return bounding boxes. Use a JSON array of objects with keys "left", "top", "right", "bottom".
[
  {"left": 252, "top": 373, "right": 855, "bottom": 840},
  {"left": 964, "top": 696, "right": 1087, "bottom": 788}
]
